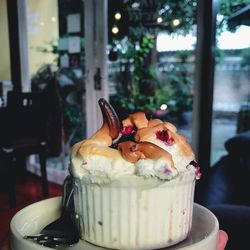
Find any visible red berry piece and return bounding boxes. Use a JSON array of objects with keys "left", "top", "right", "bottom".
[
  {"left": 156, "top": 130, "right": 174, "bottom": 145},
  {"left": 121, "top": 125, "right": 135, "bottom": 135},
  {"left": 190, "top": 161, "right": 202, "bottom": 179}
]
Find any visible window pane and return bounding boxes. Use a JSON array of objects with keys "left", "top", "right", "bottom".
[
  {"left": 211, "top": 7, "right": 250, "bottom": 165},
  {"left": 27, "top": 0, "right": 59, "bottom": 77},
  {"left": 108, "top": 0, "right": 197, "bottom": 144}
]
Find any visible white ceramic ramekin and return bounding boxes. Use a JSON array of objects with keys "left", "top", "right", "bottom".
[{"left": 73, "top": 171, "right": 196, "bottom": 250}]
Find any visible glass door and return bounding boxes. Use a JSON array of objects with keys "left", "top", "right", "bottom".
[
  {"left": 211, "top": 3, "right": 250, "bottom": 165},
  {"left": 107, "top": 0, "right": 198, "bottom": 144},
  {"left": 25, "top": 0, "right": 108, "bottom": 176}
]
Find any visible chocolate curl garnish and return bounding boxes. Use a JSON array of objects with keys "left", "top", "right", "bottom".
[{"left": 98, "top": 98, "right": 120, "bottom": 139}]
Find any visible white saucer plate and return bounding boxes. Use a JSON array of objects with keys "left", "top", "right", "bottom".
[{"left": 10, "top": 197, "right": 219, "bottom": 250}]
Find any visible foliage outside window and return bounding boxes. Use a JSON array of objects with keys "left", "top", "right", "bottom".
[
  {"left": 109, "top": 0, "right": 250, "bottom": 122},
  {"left": 109, "top": 0, "right": 197, "bottom": 120}
]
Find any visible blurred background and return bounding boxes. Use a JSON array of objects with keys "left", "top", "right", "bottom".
[
  {"left": 1, "top": 0, "right": 249, "bottom": 183},
  {"left": 0, "top": 1, "right": 250, "bottom": 249}
]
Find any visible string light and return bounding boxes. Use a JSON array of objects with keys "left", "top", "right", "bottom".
[
  {"left": 157, "top": 17, "right": 163, "bottom": 23},
  {"left": 39, "top": 21, "right": 45, "bottom": 26},
  {"left": 112, "top": 26, "right": 119, "bottom": 34},
  {"left": 114, "top": 12, "right": 121, "bottom": 20},
  {"left": 172, "top": 18, "right": 180, "bottom": 27},
  {"left": 160, "top": 104, "right": 168, "bottom": 111},
  {"left": 51, "top": 17, "right": 56, "bottom": 22}
]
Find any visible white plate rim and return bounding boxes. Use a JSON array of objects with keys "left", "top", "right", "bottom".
[{"left": 10, "top": 197, "right": 219, "bottom": 250}]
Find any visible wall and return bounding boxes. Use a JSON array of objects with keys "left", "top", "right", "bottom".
[{"left": 0, "top": 0, "right": 11, "bottom": 81}]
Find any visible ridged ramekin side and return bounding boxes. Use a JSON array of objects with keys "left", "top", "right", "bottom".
[{"left": 74, "top": 173, "right": 195, "bottom": 250}]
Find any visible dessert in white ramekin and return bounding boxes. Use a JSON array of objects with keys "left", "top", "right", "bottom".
[{"left": 70, "top": 99, "right": 200, "bottom": 249}]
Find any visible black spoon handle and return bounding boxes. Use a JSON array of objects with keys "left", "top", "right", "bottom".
[{"left": 62, "top": 175, "right": 75, "bottom": 214}]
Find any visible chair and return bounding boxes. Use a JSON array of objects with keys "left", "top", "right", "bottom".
[
  {"left": 196, "top": 131, "right": 250, "bottom": 249},
  {"left": 0, "top": 91, "right": 49, "bottom": 207}
]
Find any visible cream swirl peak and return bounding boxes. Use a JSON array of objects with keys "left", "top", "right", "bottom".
[{"left": 70, "top": 98, "right": 200, "bottom": 183}]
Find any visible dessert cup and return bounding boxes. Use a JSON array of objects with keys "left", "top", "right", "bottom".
[{"left": 73, "top": 171, "right": 195, "bottom": 250}]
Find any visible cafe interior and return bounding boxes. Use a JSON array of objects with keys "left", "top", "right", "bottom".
[{"left": 0, "top": 0, "right": 250, "bottom": 249}]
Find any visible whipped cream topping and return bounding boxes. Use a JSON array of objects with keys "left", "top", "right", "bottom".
[
  {"left": 71, "top": 154, "right": 134, "bottom": 184},
  {"left": 71, "top": 139, "right": 197, "bottom": 184},
  {"left": 70, "top": 111, "right": 199, "bottom": 184},
  {"left": 135, "top": 158, "right": 178, "bottom": 180},
  {"left": 71, "top": 153, "right": 182, "bottom": 184}
]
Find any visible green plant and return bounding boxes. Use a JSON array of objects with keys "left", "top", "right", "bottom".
[
  {"left": 158, "top": 51, "right": 194, "bottom": 114},
  {"left": 218, "top": 0, "right": 250, "bottom": 32},
  {"left": 63, "top": 104, "right": 84, "bottom": 145},
  {"left": 133, "top": 34, "right": 156, "bottom": 96},
  {"left": 112, "top": 34, "right": 162, "bottom": 115},
  {"left": 112, "top": 46, "right": 194, "bottom": 117}
]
